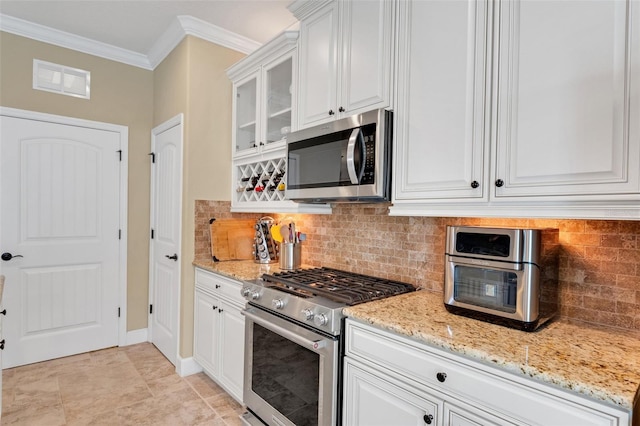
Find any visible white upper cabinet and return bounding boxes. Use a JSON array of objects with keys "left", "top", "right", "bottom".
[
  {"left": 492, "top": 0, "right": 639, "bottom": 199},
  {"left": 393, "top": 0, "right": 490, "bottom": 201},
  {"left": 228, "top": 31, "right": 298, "bottom": 159},
  {"left": 227, "top": 31, "right": 332, "bottom": 214},
  {"left": 291, "top": 0, "right": 395, "bottom": 129},
  {"left": 391, "top": 0, "right": 640, "bottom": 219}
]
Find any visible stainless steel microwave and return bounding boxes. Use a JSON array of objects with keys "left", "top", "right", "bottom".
[{"left": 285, "top": 109, "right": 392, "bottom": 203}]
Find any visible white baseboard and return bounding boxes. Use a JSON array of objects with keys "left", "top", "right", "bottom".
[
  {"left": 124, "top": 328, "right": 149, "bottom": 346},
  {"left": 176, "top": 355, "right": 203, "bottom": 377}
]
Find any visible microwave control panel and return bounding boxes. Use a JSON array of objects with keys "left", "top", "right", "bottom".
[{"left": 362, "top": 125, "right": 376, "bottom": 184}]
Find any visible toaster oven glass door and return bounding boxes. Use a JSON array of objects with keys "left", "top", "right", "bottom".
[{"left": 453, "top": 265, "right": 518, "bottom": 313}]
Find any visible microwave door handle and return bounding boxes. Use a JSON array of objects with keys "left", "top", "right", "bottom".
[{"left": 346, "top": 128, "right": 364, "bottom": 184}]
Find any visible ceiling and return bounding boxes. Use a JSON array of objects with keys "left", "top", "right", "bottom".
[{"left": 0, "top": 0, "right": 298, "bottom": 69}]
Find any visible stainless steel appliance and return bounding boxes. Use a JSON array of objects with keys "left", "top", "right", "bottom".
[
  {"left": 444, "top": 226, "right": 558, "bottom": 331},
  {"left": 240, "top": 268, "right": 416, "bottom": 426},
  {"left": 285, "top": 109, "right": 393, "bottom": 203}
]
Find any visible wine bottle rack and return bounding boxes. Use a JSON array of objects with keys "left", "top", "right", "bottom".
[{"left": 236, "top": 157, "right": 287, "bottom": 203}]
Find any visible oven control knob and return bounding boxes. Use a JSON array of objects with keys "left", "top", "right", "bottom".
[
  {"left": 314, "top": 313, "right": 329, "bottom": 327},
  {"left": 301, "top": 309, "right": 314, "bottom": 321},
  {"left": 272, "top": 298, "right": 285, "bottom": 310},
  {"left": 251, "top": 291, "right": 261, "bottom": 301},
  {"left": 241, "top": 287, "right": 252, "bottom": 298}
]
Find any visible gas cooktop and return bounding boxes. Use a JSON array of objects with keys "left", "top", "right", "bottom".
[
  {"left": 262, "top": 267, "right": 416, "bottom": 306},
  {"left": 241, "top": 267, "right": 416, "bottom": 335}
]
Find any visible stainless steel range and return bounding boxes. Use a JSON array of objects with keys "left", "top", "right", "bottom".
[{"left": 240, "top": 267, "right": 416, "bottom": 426}]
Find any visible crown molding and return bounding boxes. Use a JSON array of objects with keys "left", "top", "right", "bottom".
[
  {"left": 0, "top": 14, "right": 153, "bottom": 69},
  {"left": 0, "top": 13, "right": 262, "bottom": 71}
]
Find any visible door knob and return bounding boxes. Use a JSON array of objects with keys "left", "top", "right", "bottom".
[
  {"left": 1, "top": 252, "right": 23, "bottom": 261},
  {"left": 165, "top": 254, "right": 178, "bottom": 261}
]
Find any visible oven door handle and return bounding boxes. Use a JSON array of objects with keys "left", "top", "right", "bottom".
[{"left": 242, "top": 309, "right": 327, "bottom": 352}]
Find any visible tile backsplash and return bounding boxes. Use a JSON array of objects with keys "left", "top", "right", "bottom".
[{"left": 195, "top": 200, "right": 640, "bottom": 336}]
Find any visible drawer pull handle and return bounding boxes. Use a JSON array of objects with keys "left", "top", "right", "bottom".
[
  {"left": 436, "top": 372, "right": 447, "bottom": 383},
  {"left": 423, "top": 414, "right": 433, "bottom": 424},
  {"left": 215, "top": 284, "right": 221, "bottom": 289}
]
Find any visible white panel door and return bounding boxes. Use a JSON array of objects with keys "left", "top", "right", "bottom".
[
  {"left": 393, "top": 0, "right": 490, "bottom": 201},
  {"left": 493, "top": 0, "right": 640, "bottom": 198},
  {"left": 218, "top": 300, "right": 245, "bottom": 402},
  {"left": 343, "top": 358, "right": 440, "bottom": 426},
  {"left": 149, "top": 115, "right": 183, "bottom": 365},
  {"left": 339, "top": 0, "right": 394, "bottom": 116},
  {"left": 0, "top": 115, "right": 121, "bottom": 368},
  {"left": 297, "top": 1, "right": 339, "bottom": 128}
]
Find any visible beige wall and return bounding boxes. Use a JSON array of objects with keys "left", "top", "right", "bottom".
[
  {"left": 154, "top": 36, "right": 244, "bottom": 357},
  {"left": 0, "top": 32, "right": 154, "bottom": 331}
]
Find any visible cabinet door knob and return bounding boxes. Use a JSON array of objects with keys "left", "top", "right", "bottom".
[
  {"left": 495, "top": 179, "right": 504, "bottom": 187},
  {"left": 423, "top": 414, "right": 434, "bottom": 424},
  {"left": 436, "top": 372, "right": 447, "bottom": 383},
  {"left": 212, "top": 305, "right": 218, "bottom": 310},
  {"left": 328, "top": 109, "right": 335, "bottom": 115},
  {"left": 0, "top": 339, "right": 5, "bottom": 350},
  {"left": 215, "top": 284, "right": 221, "bottom": 289},
  {"left": 338, "top": 106, "right": 345, "bottom": 113},
  {"left": 218, "top": 308, "right": 224, "bottom": 313},
  {"left": 470, "top": 180, "right": 479, "bottom": 189}
]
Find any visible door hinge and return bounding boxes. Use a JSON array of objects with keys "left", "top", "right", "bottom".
[
  {"left": 117, "top": 150, "right": 122, "bottom": 161},
  {"left": 149, "top": 152, "right": 156, "bottom": 163},
  {"left": 150, "top": 304, "right": 153, "bottom": 314},
  {"left": 151, "top": 228, "right": 155, "bottom": 239},
  {"left": 118, "top": 229, "right": 122, "bottom": 240},
  {"left": 118, "top": 307, "right": 121, "bottom": 318}
]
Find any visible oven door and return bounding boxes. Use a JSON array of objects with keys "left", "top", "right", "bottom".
[
  {"left": 444, "top": 255, "right": 541, "bottom": 323},
  {"left": 242, "top": 305, "right": 339, "bottom": 426}
]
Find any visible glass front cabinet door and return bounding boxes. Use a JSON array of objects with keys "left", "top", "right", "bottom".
[{"left": 229, "top": 31, "right": 298, "bottom": 158}]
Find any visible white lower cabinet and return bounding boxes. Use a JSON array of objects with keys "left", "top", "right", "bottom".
[
  {"left": 193, "top": 268, "right": 245, "bottom": 403},
  {"left": 343, "top": 319, "right": 631, "bottom": 426}
]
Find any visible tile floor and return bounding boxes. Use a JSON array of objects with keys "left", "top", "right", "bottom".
[{"left": 1, "top": 343, "right": 245, "bottom": 425}]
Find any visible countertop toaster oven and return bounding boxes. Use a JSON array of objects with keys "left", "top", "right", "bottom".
[{"left": 444, "top": 225, "right": 559, "bottom": 331}]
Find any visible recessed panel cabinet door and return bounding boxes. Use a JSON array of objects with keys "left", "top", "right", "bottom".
[
  {"left": 297, "top": 2, "right": 339, "bottom": 127},
  {"left": 493, "top": 0, "right": 640, "bottom": 198},
  {"left": 343, "top": 358, "right": 440, "bottom": 426},
  {"left": 339, "top": 0, "right": 394, "bottom": 116},
  {"left": 393, "top": 0, "right": 490, "bottom": 201}
]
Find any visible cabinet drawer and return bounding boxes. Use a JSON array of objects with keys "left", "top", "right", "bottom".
[
  {"left": 195, "top": 268, "right": 244, "bottom": 305},
  {"left": 345, "top": 320, "right": 628, "bottom": 426}
]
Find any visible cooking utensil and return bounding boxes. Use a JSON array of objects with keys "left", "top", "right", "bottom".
[{"left": 271, "top": 225, "right": 283, "bottom": 243}]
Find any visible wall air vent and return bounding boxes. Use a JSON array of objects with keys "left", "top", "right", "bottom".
[{"left": 33, "top": 59, "right": 90, "bottom": 99}]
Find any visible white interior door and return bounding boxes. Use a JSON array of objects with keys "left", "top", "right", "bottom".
[
  {"left": 149, "top": 114, "right": 183, "bottom": 365},
  {"left": 0, "top": 112, "right": 125, "bottom": 368}
]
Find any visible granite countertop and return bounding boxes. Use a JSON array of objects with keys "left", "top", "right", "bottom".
[
  {"left": 193, "top": 259, "right": 305, "bottom": 281},
  {"left": 193, "top": 261, "right": 640, "bottom": 412},
  {"left": 344, "top": 290, "right": 640, "bottom": 412}
]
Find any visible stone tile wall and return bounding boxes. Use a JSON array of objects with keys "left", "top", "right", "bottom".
[{"left": 194, "top": 200, "right": 640, "bottom": 336}]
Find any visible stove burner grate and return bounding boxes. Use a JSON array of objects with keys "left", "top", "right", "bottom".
[{"left": 262, "top": 267, "right": 416, "bottom": 305}]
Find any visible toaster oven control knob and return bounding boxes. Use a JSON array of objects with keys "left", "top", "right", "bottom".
[
  {"left": 301, "top": 308, "right": 314, "bottom": 321},
  {"left": 251, "top": 291, "right": 261, "bottom": 301},
  {"left": 272, "top": 298, "right": 285, "bottom": 310},
  {"left": 313, "top": 313, "right": 328, "bottom": 327},
  {"left": 436, "top": 372, "right": 447, "bottom": 383},
  {"left": 241, "top": 287, "right": 252, "bottom": 298}
]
